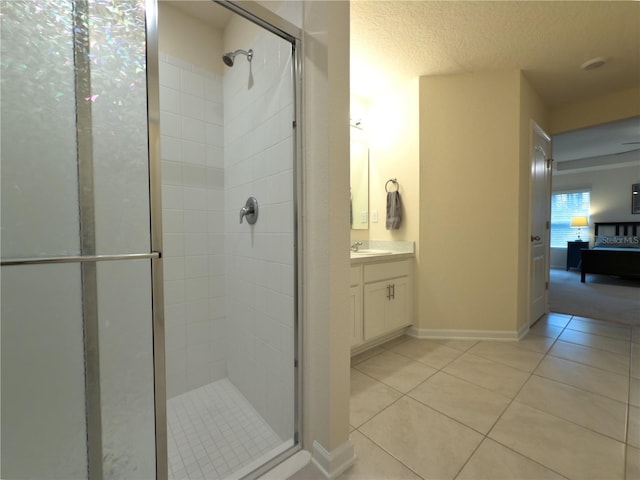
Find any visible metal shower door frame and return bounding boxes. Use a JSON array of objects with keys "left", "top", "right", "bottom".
[{"left": 144, "top": 1, "right": 168, "bottom": 479}]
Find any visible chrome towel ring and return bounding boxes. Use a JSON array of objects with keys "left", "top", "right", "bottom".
[{"left": 385, "top": 178, "right": 399, "bottom": 192}]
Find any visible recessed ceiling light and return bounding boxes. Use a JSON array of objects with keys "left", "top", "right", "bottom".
[{"left": 581, "top": 57, "right": 607, "bottom": 71}]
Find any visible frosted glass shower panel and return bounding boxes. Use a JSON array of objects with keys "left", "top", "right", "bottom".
[
  {"left": 1, "top": 265, "right": 87, "bottom": 478},
  {"left": 1, "top": 1, "right": 158, "bottom": 477},
  {"left": 89, "top": 0, "right": 152, "bottom": 255},
  {"left": 88, "top": 2, "right": 156, "bottom": 476},
  {"left": 97, "top": 260, "right": 156, "bottom": 479},
  {"left": 0, "top": 0, "right": 81, "bottom": 258}
]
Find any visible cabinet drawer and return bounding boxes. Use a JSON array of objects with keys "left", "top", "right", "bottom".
[
  {"left": 364, "top": 259, "right": 410, "bottom": 283},
  {"left": 350, "top": 266, "right": 361, "bottom": 286}
]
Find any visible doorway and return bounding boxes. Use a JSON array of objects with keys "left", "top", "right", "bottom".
[{"left": 548, "top": 117, "right": 640, "bottom": 325}]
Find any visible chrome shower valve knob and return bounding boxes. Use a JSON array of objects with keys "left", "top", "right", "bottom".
[{"left": 239, "top": 196, "right": 259, "bottom": 224}]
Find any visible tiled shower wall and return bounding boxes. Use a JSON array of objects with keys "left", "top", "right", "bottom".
[
  {"left": 159, "top": 10, "right": 297, "bottom": 441},
  {"left": 223, "top": 18, "right": 296, "bottom": 441},
  {"left": 159, "top": 54, "right": 227, "bottom": 398}
]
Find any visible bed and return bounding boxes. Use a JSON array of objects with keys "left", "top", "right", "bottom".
[{"left": 580, "top": 221, "right": 640, "bottom": 282}]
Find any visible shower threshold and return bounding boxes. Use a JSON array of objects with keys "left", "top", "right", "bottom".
[{"left": 167, "top": 378, "right": 289, "bottom": 480}]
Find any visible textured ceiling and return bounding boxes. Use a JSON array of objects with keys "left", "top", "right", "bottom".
[
  {"left": 351, "top": 1, "right": 640, "bottom": 107},
  {"left": 162, "top": 0, "right": 639, "bottom": 163}
]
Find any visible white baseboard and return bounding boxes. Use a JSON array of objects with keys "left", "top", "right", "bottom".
[
  {"left": 351, "top": 327, "right": 409, "bottom": 356},
  {"left": 517, "top": 322, "right": 530, "bottom": 340},
  {"left": 311, "top": 439, "right": 355, "bottom": 479},
  {"left": 407, "top": 326, "right": 523, "bottom": 341}
]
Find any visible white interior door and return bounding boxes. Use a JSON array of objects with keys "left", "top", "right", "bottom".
[{"left": 529, "top": 122, "right": 552, "bottom": 325}]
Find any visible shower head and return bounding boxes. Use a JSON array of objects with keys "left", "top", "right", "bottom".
[{"left": 222, "top": 49, "right": 253, "bottom": 67}]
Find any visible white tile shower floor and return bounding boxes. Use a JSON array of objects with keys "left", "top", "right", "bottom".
[{"left": 167, "top": 378, "right": 284, "bottom": 480}]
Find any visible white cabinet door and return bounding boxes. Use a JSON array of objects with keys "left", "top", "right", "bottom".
[
  {"left": 388, "top": 276, "right": 408, "bottom": 331},
  {"left": 363, "top": 277, "right": 409, "bottom": 341},
  {"left": 350, "top": 285, "right": 363, "bottom": 347},
  {"left": 363, "top": 280, "right": 390, "bottom": 341}
]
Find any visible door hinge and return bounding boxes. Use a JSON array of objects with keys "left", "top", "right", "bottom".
[
  {"left": 546, "top": 158, "right": 553, "bottom": 169},
  {"left": 545, "top": 281, "right": 549, "bottom": 290},
  {"left": 294, "top": 359, "right": 298, "bottom": 368},
  {"left": 546, "top": 220, "right": 550, "bottom": 230},
  {"left": 292, "top": 120, "right": 297, "bottom": 129}
]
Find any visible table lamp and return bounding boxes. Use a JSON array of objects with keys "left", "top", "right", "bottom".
[{"left": 570, "top": 216, "right": 588, "bottom": 240}]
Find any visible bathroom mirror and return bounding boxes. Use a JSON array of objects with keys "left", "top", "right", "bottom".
[{"left": 351, "top": 125, "right": 369, "bottom": 230}]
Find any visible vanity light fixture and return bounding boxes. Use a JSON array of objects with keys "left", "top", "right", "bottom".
[{"left": 580, "top": 57, "right": 607, "bottom": 71}]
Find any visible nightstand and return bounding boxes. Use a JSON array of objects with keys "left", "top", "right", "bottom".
[{"left": 566, "top": 241, "right": 589, "bottom": 270}]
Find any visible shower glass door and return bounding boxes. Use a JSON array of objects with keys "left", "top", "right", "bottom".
[
  {"left": 157, "top": 1, "right": 302, "bottom": 478},
  {"left": 1, "top": 1, "right": 162, "bottom": 478}
]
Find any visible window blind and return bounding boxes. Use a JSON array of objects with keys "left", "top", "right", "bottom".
[{"left": 550, "top": 191, "right": 591, "bottom": 248}]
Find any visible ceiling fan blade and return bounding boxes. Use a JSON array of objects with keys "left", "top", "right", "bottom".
[{"left": 614, "top": 147, "right": 640, "bottom": 155}]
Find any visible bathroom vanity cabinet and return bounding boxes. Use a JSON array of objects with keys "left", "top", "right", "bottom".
[{"left": 350, "top": 257, "right": 413, "bottom": 350}]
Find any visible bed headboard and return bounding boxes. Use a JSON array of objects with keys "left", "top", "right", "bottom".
[{"left": 594, "top": 221, "right": 640, "bottom": 236}]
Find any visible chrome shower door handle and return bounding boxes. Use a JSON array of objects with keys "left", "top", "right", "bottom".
[{"left": 239, "top": 196, "right": 259, "bottom": 224}]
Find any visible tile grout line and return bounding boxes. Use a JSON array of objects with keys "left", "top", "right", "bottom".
[
  {"left": 451, "top": 318, "right": 571, "bottom": 479},
  {"left": 482, "top": 315, "right": 630, "bottom": 477},
  {"left": 352, "top": 337, "right": 475, "bottom": 479},
  {"left": 354, "top": 427, "right": 427, "bottom": 479},
  {"left": 355, "top": 337, "right": 514, "bottom": 478},
  {"left": 349, "top": 315, "right": 634, "bottom": 479},
  {"left": 355, "top": 338, "right": 559, "bottom": 480}
]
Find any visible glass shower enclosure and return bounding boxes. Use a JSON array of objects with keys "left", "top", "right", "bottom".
[
  {"left": 1, "top": 1, "right": 301, "bottom": 479},
  {"left": 157, "top": 2, "right": 301, "bottom": 478},
  {"left": 1, "top": 0, "right": 161, "bottom": 478}
]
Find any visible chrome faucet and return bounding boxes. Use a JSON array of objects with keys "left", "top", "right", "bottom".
[{"left": 351, "top": 241, "right": 363, "bottom": 252}]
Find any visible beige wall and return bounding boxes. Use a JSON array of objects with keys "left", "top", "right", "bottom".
[
  {"left": 517, "top": 74, "right": 549, "bottom": 330},
  {"left": 367, "top": 79, "right": 421, "bottom": 246},
  {"left": 158, "top": 3, "right": 222, "bottom": 75},
  {"left": 549, "top": 85, "right": 640, "bottom": 135},
  {"left": 419, "top": 71, "right": 523, "bottom": 333},
  {"left": 349, "top": 81, "right": 420, "bottom": 249}
]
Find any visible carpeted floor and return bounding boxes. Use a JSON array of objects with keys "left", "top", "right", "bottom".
[{"left": 549, "top": 268, "right": 640, "bottom": 326}]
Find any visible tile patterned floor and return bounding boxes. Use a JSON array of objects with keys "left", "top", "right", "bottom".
[
  {"left": 291, "top": 313, "right": 640, "bottom": 480},
  {"left": 167, "top": 379, "right": 283, "bottom": 480}
]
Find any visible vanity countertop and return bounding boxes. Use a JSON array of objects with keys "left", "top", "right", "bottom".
[
  {"left": 350, "top": 250, "right": 414, "bottom": 264},
  {"left": 349, "top": 240, "right": 415, "bottom": 264}
]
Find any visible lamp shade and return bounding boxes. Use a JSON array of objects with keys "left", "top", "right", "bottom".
[{"left": 570, "top": 216, "right": 589, "bottom": 228}]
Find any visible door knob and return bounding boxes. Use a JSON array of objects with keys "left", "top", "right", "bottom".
[
  {"left": 239, "top": 197, "right": 259, "bottom": 224},
  {"left": 531, "top": 235, "right": 541, "bottom": 242}
]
